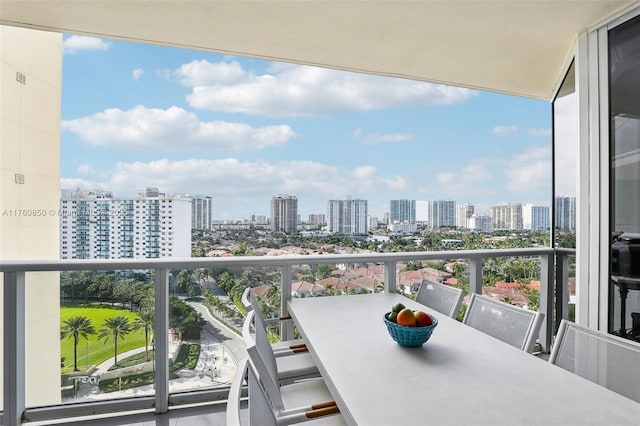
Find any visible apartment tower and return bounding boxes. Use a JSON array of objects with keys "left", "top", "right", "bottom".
[
  {"left": 270, "top": 195, "right": 298, "bottom": 234},
  {"left": 389, "top": 199, "right": 416, "bottom": 223},
  {"left": 490, "top": 204, "right": 523, "bottom": 230},
  {"left": 189, "top": 195, "right": 213, "bottom": 230},
  {"left": 456, "top": 204, "right": 475, "bottom": 228},
  {"left": 427, "top": 200, "right": 456, "bottom": 229},
  {"left": 555, "top": 196, "right": 577, "bottom": 230},
  {"left": 60, "top": 189, "right": 192, "bottom": 259},
  {"left": 327, "top": 198, "right": 368, "bottom": 235},
  {"left": 523, "top": 204, "right": 550, "bottom": 231}
]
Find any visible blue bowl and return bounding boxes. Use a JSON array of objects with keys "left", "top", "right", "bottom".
[{"left": 383, "top": 312, "right": 438, "bottom": 347}]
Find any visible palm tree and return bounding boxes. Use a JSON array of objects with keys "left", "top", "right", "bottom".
[
  {"left": 133, "top": 310, "right": 154, "bottom": 362},
  {"left": 98, "top": 316, "right": 132, "bottom": 366},
  {"left": 60, "top": 316, "right": 96, "bottom": 371}
]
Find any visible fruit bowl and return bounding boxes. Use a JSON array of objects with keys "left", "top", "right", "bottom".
[{"left": 383, "top": 312, "right": 438, "bottom": 347}]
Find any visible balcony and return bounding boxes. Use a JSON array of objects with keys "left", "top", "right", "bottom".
[{"left": 1, "top": 247, "right": 576, "bottom": 425}]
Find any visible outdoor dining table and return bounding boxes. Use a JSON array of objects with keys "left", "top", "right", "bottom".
[{"left": 288, "top": 292, "right": 640, "bottom": 426}]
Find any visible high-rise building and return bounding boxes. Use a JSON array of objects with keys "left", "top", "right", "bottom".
[
  {"left": 389, "top": 199, "right": 416, "bottom": 223},
  {"left": 456, "top": 204, "right": 475, "bottom": 228},
  {"left": 523, "top": 204, "right": 550, "bottom": 231},
  {"left": 60, "top": 189, "right": 192, "bottom": 259},
  {"left": 469, "top": 214, "right": 493, "bottom": 232},
  {"left": 327, "top": 198, "right": 368, "bottom": 234},
  {"left": 270, "top": 195, "right": 298, "bottom": 234},
  {"left": 308, "top": 213, "right": 326, "bottom": 225},
  {"left": 427, "top": 200, "right": 456, "bottom": 229},
  {"left": 187, "top": 194, "right": 213, "bottom": 230},
  {"left": 368, "top": 215, "right": 379, "bottom": 229},
  {"left": 490, "top": 203, "right": 523, "bottom": 230},
  {"left": 555, "top": 196, "right": 577, "bottom": 230}
]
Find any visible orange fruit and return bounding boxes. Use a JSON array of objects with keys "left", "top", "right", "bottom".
[{"left": 396, "top": 308, "right": 416, "bottom": 327}]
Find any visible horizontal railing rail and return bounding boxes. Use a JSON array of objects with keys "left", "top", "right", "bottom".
[{"left": 1, "top": 247, "right": 573, "bottom": 426}]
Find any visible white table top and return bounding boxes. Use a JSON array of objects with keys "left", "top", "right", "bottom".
[{"left": 289, "top": 293, "right": 640, "bottom": 426}]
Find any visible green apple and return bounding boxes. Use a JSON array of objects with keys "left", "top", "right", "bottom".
[{"left": 391, "top": 303, "right": 405, "bottom": 314}]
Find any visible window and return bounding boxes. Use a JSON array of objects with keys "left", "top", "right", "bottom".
[
  {"left": 553, "top": 60, "right": 577, "bottom": 248},
  {"left": 609, "top": 14, "right": 640, "bottom": 342}
]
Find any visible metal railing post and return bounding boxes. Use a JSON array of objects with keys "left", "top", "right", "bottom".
[
  {"left": 280, "top": 264, "right": 293, "bottom": 341},
  {"left": 539, "top": 254, "right": 554, "bottom": 353},
  {"left": 4, "top": 271, "right": 25, "bottom": 426},
  {"left": 383, "top": 261, "right": 397, "bottom": 294},
  {"left": 555, "top": 251, "right": 570, "bottom": 331},
  {"left": 469, "top": 258, "right": 483, "bottom": 295},
  {"left": 154, "top": 268, "right": 169, "bottom": 414}
]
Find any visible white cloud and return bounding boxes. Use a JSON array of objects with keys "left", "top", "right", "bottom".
[
  {"left": 504, "top": 146, "right": 552, "bottom": 192},
  {"left": 132, "top": 68, "right": 144, "bottom": 80},
  {"left": 492, "top": 125, "right": 518, "bottom": 137},
  {"left": 63, "top": 35, "right": 110, "bottom": 54},
  {"left": 77, "top": 164, "right": 96, "bottom": 175},
  {"left": 529, "top": 128, "right": 551, "bottom": 137},
  {"left": 62, "top": 105, "right": 296, "bottom": 151},
  {"left": 176, "top": 60, "right": 247, "bottom": 85},
  {"left": 177, "top": 60, "right": 477, "bottom": 117},
  {"left": 417, "top": 146, "right": 550, "bottom": 203},
  {"left": 356, "top": 131, "right": 413, "bottom": 145},
  {"left": 62, "top": 158, "right": 407, "bottom": 219}
]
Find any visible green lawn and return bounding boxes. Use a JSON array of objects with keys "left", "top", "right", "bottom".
[{"left": 60, "top": 304, "right": 147, "bottom": 374}]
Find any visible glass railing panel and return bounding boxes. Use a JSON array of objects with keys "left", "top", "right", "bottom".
[
  {"left": 167, "top": 267, "right": 241, "bottom": 393},
  {"left": 59, "top": 269, "right": 156, "bottom": 404},
  {"left": 480, "top": 255, "right": 543, "bottom": 313}
]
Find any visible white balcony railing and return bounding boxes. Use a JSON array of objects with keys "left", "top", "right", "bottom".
[{"left": 1, "top": 247, "right": 574, "bottom": 426}]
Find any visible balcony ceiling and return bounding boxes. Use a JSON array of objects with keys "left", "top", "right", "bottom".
[{"left": 1, "top": 0, "right": 637, "bottom": 100}]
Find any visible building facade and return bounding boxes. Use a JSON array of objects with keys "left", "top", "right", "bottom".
[
  {"left": 189, "top": 195, "right": 213, "bottom": 230},
  {"left": 490, "top": 203, "right": 523, "bottom": 230},
  {"left": 308, "top": 213, "right": 326, "bottom": 225},
  {"left": 555, "top": 196, "right": 577, "bottom": 230},
  {"left": 427, "top": 200, "right": 456, "bottom": 229},
  {"left": 0, "top": 25, "right": 63, "bottom": 407},
  {"left": 468, "top": 214, "right": 493, "bottom": 232},
  {"left": 389, "top": 199, "right": 416, "bottom": 223},
  {"left": 60, "top": 189, "right": 192, "bottom": 259},
  {"left": 523, "top": 204, "right": 550, "bottom": 231},
  {"left": 270, "top": 195, "right": 298, "bottom": 234},
  {"left": 455, "top": 204, "right": 475, "bottom": 228},
  {"left": 327, "top": 198, "right": 368, "bottom": 234}
]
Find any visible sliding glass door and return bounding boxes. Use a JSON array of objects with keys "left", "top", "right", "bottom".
[{"left": 609, "top": 14, "right": 640, "bottom": 342}]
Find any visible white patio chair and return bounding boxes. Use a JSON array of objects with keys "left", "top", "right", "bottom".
[
  {"left": 244, "top": 313, "right": 346, "bottom": 425},
  {"left": 243, "top": 310, "right": 319, "bottom": 383},
  {"left": 227, "top": 357, "right": 344, "bottom": 426},
  {"left": 415, "top": 280, "right": 464, "bottom": 318},
  {"left": 241, "top": 287, "right": 307, "bottom": 355},
  {"left": 462, "top": 293, "right": 544, "bottom": 353},
  {"left": 549, "top": 319, "right": 640, "bottom": 403}
]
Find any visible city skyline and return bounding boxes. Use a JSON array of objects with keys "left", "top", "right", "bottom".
[
  {"left": 61, "top": 35, "right": 554, "bottom": 220},
  {"left": 59, "top": 185, "right": 568, "bottom": 229}
]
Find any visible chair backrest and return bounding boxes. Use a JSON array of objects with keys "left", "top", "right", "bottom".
[
  {"left": 415, "top": 280, "right": 464, "bottom": 318},
  {"left": 462, "top": 293, "right": 544, "bottom": 353},
  {"left": 549, "top": 319, "right": 640, "bottom": 403},
  {"left": 227, "top": 357, "right": 278, "bottom": 426},
  {"left": 248, "top": 290, "right": 270, "bottom": 333},
  {"left": 242, "top": 310, "right": 285, "bottom": 410},
  {"left": 241, "top": 286, "right": 252, "bottom": 312},
  {"left": 227, "top": 357, "right": 248, "bottom": 426}
]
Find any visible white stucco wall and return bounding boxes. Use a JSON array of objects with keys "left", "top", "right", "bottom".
[{"left": 0, "top": 25, "right": 62, "bottom": 407}]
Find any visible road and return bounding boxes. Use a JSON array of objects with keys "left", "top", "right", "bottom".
[{"left": 188, "top": 300, "right": 248, "bottom": 366}]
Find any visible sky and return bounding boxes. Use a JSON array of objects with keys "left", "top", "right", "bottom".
[{"left": 60, "top": 35, "right": 554, "bottom": 221}]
